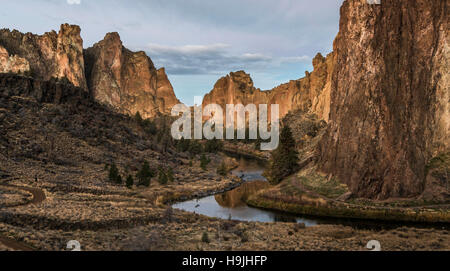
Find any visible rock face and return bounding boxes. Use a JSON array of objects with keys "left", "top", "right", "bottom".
[
  {"left": 156, "top": 67, "right": 180, "bottom": 113},
  {"left": 0, "top": 45, "right": 30, "bottom": 74},
  {"left": 202, "top": 53, "right": 334, "bottom": 122},
  {"left": 85, "top": 33, "right": 180, "bottom": 119},
  {"left": 202, "top": 70, "right": 269, "bottom": 118},
  {"left": 0, "top": 24, "right": 87, "bottom": 89},
  {"left": 0, "top": 25, "right": 180, "bottom": 119},
  {"left": 318, "top": 0, "right": 449, "bottom": 199}
]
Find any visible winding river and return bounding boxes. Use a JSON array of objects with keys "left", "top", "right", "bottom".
[
  {"left": 173, "top": 153, "right": 321, "bottom": 226},
  {"left": 173, "top": 153, "right": 449, "bottom": 230}
]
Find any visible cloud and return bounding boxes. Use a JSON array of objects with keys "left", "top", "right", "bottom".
[
  {"left": 67, "top": 0, "right": 81, "bottom": 5},
  {"left": 145, "top": 43, "right": 310, "bottom": 76},
  {"left": 147, "top": 43, "right": 230, "bottom": 55}
]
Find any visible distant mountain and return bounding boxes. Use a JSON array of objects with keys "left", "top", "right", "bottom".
[{"left": 202, "top": 52, "right": 333, "bottom": 122}]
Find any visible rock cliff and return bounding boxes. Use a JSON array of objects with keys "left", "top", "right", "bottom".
[
  {"left": 0, "top": 25, "right": 180, "bottom": 119},
  {"left": 84, "top": 32, "right": 180, "bottom": 119},
  {"left": 318, "top": 0, "right": 449, "bottom": 199},
  {"left": 202, "top": 52, "right": 333, "bottom": 122},
  {"left": 0, "top": 24, "right": 87, "bottom": 89},
  {"left": 202, "top": 0, "right": 448, "bottom": 200}
]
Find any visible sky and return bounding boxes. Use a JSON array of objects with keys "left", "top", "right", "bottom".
[{"left": 0, "top": 0, "right": 343, "bottom": 105}]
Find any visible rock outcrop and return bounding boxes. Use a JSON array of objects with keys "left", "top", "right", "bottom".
[
  {"left": 0, "top": 45, "right": 30, "bottom": 74},
  {"left": 85, "top": 32, "right": 180, "bottom": 119},
  {"left": 0, "top": 25, "right": 180, "bottom": 119},
  {"left": 318, "top": 0, "right": 449, "bottom": 199},
  {"left": 202, "top": 52, "right": 334, "bottom": 122},
  {"left": 0, "top": 24, "right": 87, "bottom": 89},
  {"left": 202, "top": 70, "right": 268, "bottom": 117}
]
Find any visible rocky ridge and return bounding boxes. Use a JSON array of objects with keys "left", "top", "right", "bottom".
[
  {"left": 84, "top": 32, "right": 180, "bottom": 119},
  {"left": 0, "top": 25, "right": 180, "bottom": 119},
  {"left": 0, "top": 24, "right": 87, "bottom": 90},
  {"left": 202, "top": 52, "right": 333, "bottom": 122}
]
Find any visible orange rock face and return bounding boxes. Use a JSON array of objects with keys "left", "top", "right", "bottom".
[
  {"left": 202, "top": 53, "right": 333, "bottom": 122},
  {"left": 318, "top": 0, "right": 449, "bottom": 199},
  {"left": 0, "top": 45, "right": 30, "bottom": 74},
  {"left": 85, "top": 33, "right": 180, "bottom": 119},
  {"left": 0, "top": 24, "right": 87, "bottom": 89},
  {"left": 0, "top": 25, "right": 180, "bottom": 119}
]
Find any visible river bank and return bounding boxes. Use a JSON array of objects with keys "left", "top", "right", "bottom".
[{"left": 245, "top": 174, "right": 450, "bottom": 224}]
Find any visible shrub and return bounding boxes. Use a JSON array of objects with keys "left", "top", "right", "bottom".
[
  {"left": 142, "top": 119, "right": 157, "bottom": 135},
  {"left": 217, "top": 162, "right": 228, "bottom": 176},
  {"left": 204, "top": 138, "right": 223, "bottom": 153},
  {"left": 200, "top": 154, "right": 211, "bottom": 171},
  {"left": 201, "top": 232, "right": 210, "bottom": 243},
  {"left": 188, "top": 140, "right": 203, "bottom": 155},
  {"left": 240, "top": 232, "right": 249, "bottom": 243}
]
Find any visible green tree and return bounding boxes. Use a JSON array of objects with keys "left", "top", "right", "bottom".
[
  {"left": 265, "top": 125, "right": 299, "bottom": 185},
  {"left": 126, "top": 175, "right": 134, "bottom": 189},
  {"left": 188, "top": 140, "right": 203, "bottom": 155},
  {"left": 200, "top": 154, "right": 211, "bottom": 171},
  {"left": 204, "top": 138, "right": 223, "bottom": 153},
  {"left": 167, "top": 167, "right": 174, "bottom": 182},
  {"left": 134, "top": 111, "right": 143, "bottom": 124},
  {"left": 108, "top": 163, "right": 119, "bottom": 183},
  {"left": 201, "top": 232, "right": 210, "bottom": 243},
  {"left": 136, "top": 161, "right": 154, "bottom": 187},
  {"left": 176, "top": 137, "right": 190, "bottom": 152},
  {"left": 116, "top": 174, "right": 123, "bottom": 184},
  {"left": 158, "top": 168, "right": 168, "bottom": 185},
  {"left": 142, "top": 119, "right": 157, "bottom": 135}
]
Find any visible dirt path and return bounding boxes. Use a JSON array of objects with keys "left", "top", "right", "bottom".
[
  {"left": 0, "top": 235, "right": 33, "bottom": 251},
  {"left": 0, "top": 184, "right": 46, "bottom": 251}
]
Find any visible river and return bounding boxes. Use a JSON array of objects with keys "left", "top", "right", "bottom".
[
  {"left": 173, "top": 153, "right": 321, "bottom": 226},
  {"left": 173, "top": 152, "right": 449, "bottom": 230}
]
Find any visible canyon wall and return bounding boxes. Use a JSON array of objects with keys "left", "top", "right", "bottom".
[
  {"left": 318, "top": 0, "right": 449, "bottom": 199},
  {"left": 0, "top": 25, "right": 180, "bottom": 119},
  {"left": 0, "top": 24, "right": 87, "bottom": 89},
  {"left": 84, "top": 32, "right": 180, "bottom": 119},
  {"left": 202, "top": 52, "right": 334, "bottom": 122}
]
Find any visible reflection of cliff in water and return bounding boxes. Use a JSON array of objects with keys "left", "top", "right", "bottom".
[{"left": 214, "top": 181, "right": 270, "bottom": 208}]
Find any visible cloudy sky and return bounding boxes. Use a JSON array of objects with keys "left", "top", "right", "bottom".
[{"left": 0, "top": 0, "right": 343, "bottom": 105}]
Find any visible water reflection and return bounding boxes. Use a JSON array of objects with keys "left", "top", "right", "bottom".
[
  {"left": 214, "top": 181, "right": 270, "bottom": 208},
  {"left": 173, "top": 153, "right": 449, "bottom": 230},
  {"left": 172, "top": 153, "right": 319, "bottom": 226}
]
